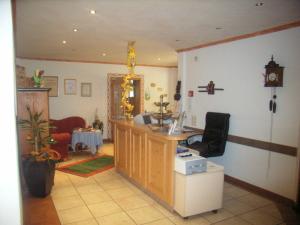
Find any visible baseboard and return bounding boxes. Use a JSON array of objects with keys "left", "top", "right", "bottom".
[
  {"left": 224, "top": 174, "right": 295, "bottom": 207},
  {"left": 103, "top": 138, "right": 113, "bottom": 143}
]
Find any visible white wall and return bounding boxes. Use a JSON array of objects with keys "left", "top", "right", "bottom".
[
  {"left": 15, "top": 59, "right": 178, "bottom": 138},
  {"left": 0, "top": 1, "right": 22, "bottom": 224},
  {"left": 179, "top": 27, "right": 300, "bottom": 201}
]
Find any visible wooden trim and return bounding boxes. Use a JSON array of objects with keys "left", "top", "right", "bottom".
[
  {"left": 177, "top": 20, "right": 300, "bottom": 53},
  {"left": 17, "top": 87, "right": 51, "bottom": 92},
  {"left": 16, "top": 56, "right": 177, "bottom": 69},
  {"left": 225, "top": 175, "right": 295, "bottom": 206},
  {"left": 184, "top": 126, "right": 297, "bottom": 156}
]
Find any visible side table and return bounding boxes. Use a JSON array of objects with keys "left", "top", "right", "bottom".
[{"left": 71, "top": 129, "right": 103, "bottom": 155}]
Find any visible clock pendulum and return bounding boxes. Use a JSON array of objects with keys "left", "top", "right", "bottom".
[{"left": 269, "top": 88, "right": 277, "bottom": 114}]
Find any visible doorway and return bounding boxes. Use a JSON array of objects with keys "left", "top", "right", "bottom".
[{"left": 107, "top": 73, "right": 144, "bottom": 140}]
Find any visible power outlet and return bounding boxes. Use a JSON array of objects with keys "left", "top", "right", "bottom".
[{"left": 191, "top": 115, "right": 197, "bottom": 126}]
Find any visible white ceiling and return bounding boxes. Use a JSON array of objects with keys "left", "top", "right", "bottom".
[{"left": 16, "top": 0, "right": 300, "bottom": 67}]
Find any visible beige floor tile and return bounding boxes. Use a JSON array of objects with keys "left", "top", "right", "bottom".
[
  {"left": 75, "top": 183, "right": 104, "bottom": 194},
  {"left": 53, "top": 195, "right": 85, "bottom": 211},
  {"left": 145, "top": 218, "right": 175, "bottom": 225},
  {"left": 213, "top": 217, "right": 251, "bottom": 225},
  {"left": 100, "top": 179, "right": 127, "bottom": 190},
  {"left": 258, "top": 203, "right": 283, "bottom": 219},
  {"left": 168, "top": 214, "right": 211, "bottom": 225},
  {"left": 223, "top": 182, "right": 234, "bottom": 189},
  {"left": 223, "top": 199, "right": 254, "bottom": 215},
  {"left": 126, "top": 205, "right": 165, "bottom": 224},
  {"left": 224, "top": 186, "right": 250, "bottom": 198},
  {"left": 202, "top": 209, "right": 234, "bottom": 223},
  {"left": 139, "top": 192, "right": 156, "bottom": 205},
  {"left": 238, "top": 193, "right": 273, "bottom": 208},
  {"left": 94, "top": 172, "right": 120, "bottom": 183},
  {"left": 96, "top": 211, "right": 136, "bottom": 225},
  {"left": 153, "top": 203, "right": 177, "bottom": 218},
  {"left": 88, "top": 200, "right": 122, "bottom": 217},
  {"left": 65, "top": 218, "right": 99, "bottom": 225},
  {"left": 128, "top": 183, "right": 146, "bottom": 195},
  {"left": 57, "top": 206, "right": 93, "bottom": 224},
  {"left": 54, "top": 178, "right": 74, "bottom": 188},
  {"left": 106, "top": 187, "right": 136, "bottom": 199},
  {"left": 115, "top": 195, "right": 150, "bottom": 210},
  {"left": 69, "top": 176, "right": 98, "bottom": 187},
  {"left": 51, "top": 186, "right": 78, "bottom": 198},
  {"left": 239, "top": 209, "right": 282, "bottom": 225},
  {"left": 80, "top": 191, "right": 112, "bottom": 205}
]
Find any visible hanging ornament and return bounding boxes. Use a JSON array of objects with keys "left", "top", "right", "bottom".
[{"left": 121, "top": 42, "right": 136, "bottom": 119}]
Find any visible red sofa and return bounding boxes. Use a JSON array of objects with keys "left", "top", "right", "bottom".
[{"left": 50, "top": 117, "right": 86, "bottom": 160}]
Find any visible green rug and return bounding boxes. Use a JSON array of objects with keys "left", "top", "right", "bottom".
[{"left": 57, "top": 155, "right": 114, "bottom": 177}]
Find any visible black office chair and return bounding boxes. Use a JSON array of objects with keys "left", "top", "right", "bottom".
[{"left": 186, "top": 112, "right": 230, "bottom": 157}]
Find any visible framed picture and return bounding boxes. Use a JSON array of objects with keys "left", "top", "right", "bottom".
[
  {"left": 43, "top": 76, "right": 58, "bottom": 97},
  {"left": 64, "top": 79, "right": 76, "bottom": 95},
  {"left": 81, "top": 82, "right": 92, "bottom": 97}
]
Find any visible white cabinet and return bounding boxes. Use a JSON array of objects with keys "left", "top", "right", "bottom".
[{"left": 174, "top": 161, "right": 224, "bottom": 217}]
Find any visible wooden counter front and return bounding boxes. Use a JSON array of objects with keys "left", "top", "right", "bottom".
[{"left": 112, "top": 120, "right": 193, "bottom": 207}]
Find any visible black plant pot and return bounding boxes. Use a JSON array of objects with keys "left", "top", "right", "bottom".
[{"left": 22, "top": 159, "right": 55, "bottom": 197}]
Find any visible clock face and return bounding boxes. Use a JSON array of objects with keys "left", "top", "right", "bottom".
[{"left": 268, "top": 72, "right": 277, "bottom": 82}]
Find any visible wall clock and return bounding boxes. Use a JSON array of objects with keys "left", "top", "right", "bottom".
[{"left": 264, "top": 56, "right": 284, "bottom": 87}]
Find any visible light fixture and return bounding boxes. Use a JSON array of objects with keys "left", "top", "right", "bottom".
[
  {"left": 62, "top": 40, "right": 67, "bottom": 44},
  {"left": 216, "top": 27, "right": 222, "bottom": 30},
  {"left": 255, "top": 2, "right": 264, "bottom": 6},
  {"left": 90, "top": 9, "right": 96, "bottom": 14},
  {"left": 73, "top": 28, "right": 78, "bottom": 32},
  {"left": 102, "top": 53, "right": 106, "bottom": 57},
  {"left": 157, "top": 57, "right": 161, "bottom": 61}
]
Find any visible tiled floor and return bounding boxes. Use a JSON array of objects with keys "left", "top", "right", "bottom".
[{"left": 50, "top": 143, "right": 300, "bottom": 225}]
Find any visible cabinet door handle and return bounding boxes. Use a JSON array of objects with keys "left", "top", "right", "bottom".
[
  {"left": 272, "top": 102, "right": 277, "bottom": 113},
  {"left": 269, "top": 100, "right": 273, "bottom": 111}
]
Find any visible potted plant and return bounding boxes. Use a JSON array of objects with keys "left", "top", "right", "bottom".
[{"left": 18, "top": 105, "right": 60, "bottom": 197}]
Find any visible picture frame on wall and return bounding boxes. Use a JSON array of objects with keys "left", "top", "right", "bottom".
[
  {"left": 81, "top": 82, "right": 92, "bottom": 97},
  {"left": 64, "top": 79, "right": 76, "bottom": 95},
  {"left": 43, "top": 76, "right": 58, "bottom": 97}
]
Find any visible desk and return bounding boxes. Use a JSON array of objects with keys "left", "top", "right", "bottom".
[{"left": 72, "top": 129, "right": 103, "bottom": 154}]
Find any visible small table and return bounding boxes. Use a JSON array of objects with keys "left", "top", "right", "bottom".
[{"left": 71, "top": 129, "right": 103, "bottom": 155}]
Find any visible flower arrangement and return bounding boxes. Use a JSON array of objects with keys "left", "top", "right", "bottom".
[
  {"left": 32, "top": 69, "right": 44, "bottom": 88},
  {"left": 18, "top": 105, "right": 60, "bottom": 161},
  {"left": 121, "top": 41, "right": 135, "bottom": 119}
]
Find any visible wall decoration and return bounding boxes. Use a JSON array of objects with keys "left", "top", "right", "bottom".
[
  {"left": 64, "top": 79, "right": 76, "bottom": 95},
  {"left": 174, "top": 80, "right": 181, "bottom": 100},
  {"left": 263, "top": 55, "right": 284, "bottom": 87},
  {"left": 145, "top": 88, "right": 151, "bottom": 101},
  {"left": 198, "top": 81, "right": 224, "bottom": 95},
  {"left": 81, "top": 82, "right": 92, "bottom": 97},
  {"left": 121, "top": 41, "right": 136, "bottom": 119},
  {"left": 43, "top": 76, "right": 58, "bottom": 97}
]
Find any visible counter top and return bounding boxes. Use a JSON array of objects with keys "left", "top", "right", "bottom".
[{"left": 110, "top": 119, "right": 197, "bottom": 141}]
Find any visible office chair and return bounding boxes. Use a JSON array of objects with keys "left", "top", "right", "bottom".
[{"left": 186, "top": 112, "right": 230, "bottom": 157}]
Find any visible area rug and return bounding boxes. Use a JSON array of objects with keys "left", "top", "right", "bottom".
[{"left": 57, "top": 155, "right": 114, "bottom": 177}]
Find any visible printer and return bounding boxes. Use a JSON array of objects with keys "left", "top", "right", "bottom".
[{"left": 175, "top": 152, "right": 207, "bottom": 175}]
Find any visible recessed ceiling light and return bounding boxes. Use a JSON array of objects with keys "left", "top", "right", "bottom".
[
  {"left": 157, "top": 58, "right": 161, "bottom": 61},
  {"left": 175, "top": 40, "right": 180, "bottom": 42},
  {"left": 90, "top": 9, "right": 96, "bottom": 14},
  {"left": 255, "top": 2, "right": 264, "bottom": 6},
  {"left": 102, "top": 53, "right": 106, "bottom": 57},
  {"left": 62, "top": 40, "right": 67, "bottom": 44},
  {"left": 216, "top": 27, "right": 222, "bottom": 30},
  {"left": 73, "top": 28, "right": 78, "bottom": 32}
]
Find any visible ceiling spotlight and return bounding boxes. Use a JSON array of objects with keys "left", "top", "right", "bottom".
[
  {"left": 90, "top": 9, "right": 96, "bottom": 14},
  {"left": 175, "top": 40, "right": 180, "bottom": 42},
  {"left": 73, "top": 28, "right": 78, "bottom": 32},
  {"left": 157, "top": 58, "right": 161, "bottom": 61},
  {"left": 102, "top": 53, "right": 106, "bottom": 57},
  {"left": 255, "top": 2, "right": 264, "bottom": 6},
  {"left": 62, "top": 40, "right": 67, "bottom": 44},
  {"left": 216, "top": 27, "right": 222, "bottom": 30}
]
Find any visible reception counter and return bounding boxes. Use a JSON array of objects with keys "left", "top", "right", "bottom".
[{"left": 111, "top": 120, "right": 194, "bottom": 207}]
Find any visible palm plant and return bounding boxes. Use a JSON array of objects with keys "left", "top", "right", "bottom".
[{"left": 18, "top": 105, "right": 59, "bottom": 161}]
